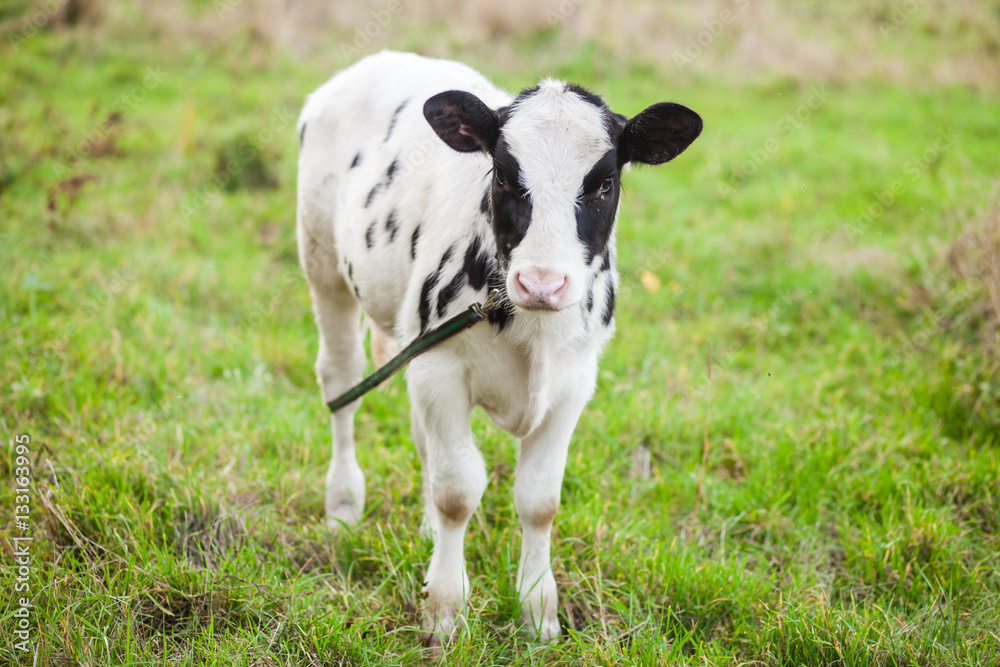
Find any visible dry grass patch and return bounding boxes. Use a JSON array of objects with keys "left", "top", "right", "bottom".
[{"left": 947, "top": 193, "right": 1000, "bottom": 353}]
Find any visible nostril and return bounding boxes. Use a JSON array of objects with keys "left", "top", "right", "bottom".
[{"left": 516, "top": 272, "right": 532, "bottom": 294}]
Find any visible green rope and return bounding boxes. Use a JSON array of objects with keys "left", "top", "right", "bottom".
[{"left": 326, "top": 290, "right": 501, "bottom": 413}]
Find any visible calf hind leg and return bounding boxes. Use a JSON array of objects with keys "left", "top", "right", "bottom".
[
  {"left": 301, "top": 234, "right": 367, "bottom": 529},
  {"left": 412, "top": 408, "right": 442, "bottom": 541}
]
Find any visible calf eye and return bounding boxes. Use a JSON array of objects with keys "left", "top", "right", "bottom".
[
  {"left": 598, "top": 176, "right": 614, "bottom": 197},
  {"left": 494, "top": 168, "right": 508, "bottom": 188}
]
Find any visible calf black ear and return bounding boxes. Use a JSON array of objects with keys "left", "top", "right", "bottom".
[
  {"left": 620, "top": 102, "right": 702, "bottom": 165},
  {"left": 424, "top": 90, "right": 501, "bottom": 154}
]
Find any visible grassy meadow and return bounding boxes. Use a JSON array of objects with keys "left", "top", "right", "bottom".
[{"left": 2, "top": 1, "right": 1000, "bottom": 664}]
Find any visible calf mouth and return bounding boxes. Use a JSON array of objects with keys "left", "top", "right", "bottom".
[{"left": 509, "top": 296, "right": 581, "bottom": 313}]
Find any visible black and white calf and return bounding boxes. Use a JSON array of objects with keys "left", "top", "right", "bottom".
[{"left": 296, "top": 50, "right": 701, "bottom": 644}]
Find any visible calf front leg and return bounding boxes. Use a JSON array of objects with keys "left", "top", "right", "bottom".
[
  {"left": 408, "top": 354, "right": 486, "bottom": 648},
  {"left": 514, "top": 392, "right": 590, "bottom": 641}
]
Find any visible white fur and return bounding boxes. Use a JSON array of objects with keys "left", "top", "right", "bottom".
[{"left": 296, "top": 51, "right": 618, "bottom": 645}]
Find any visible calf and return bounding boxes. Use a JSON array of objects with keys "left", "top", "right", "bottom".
[{"left": 296, "top": 50, "right": 701, "bottom": 645}]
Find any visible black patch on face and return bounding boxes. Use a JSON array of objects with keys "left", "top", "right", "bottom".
[
  {"left": 385, "top": 210, "right": 399, "bottom": 242},
  {"left": 299, "top": 122, "right": 307, "bottom": 149},
  {"left": 350, "top": 151, "right": 362, "bottom": 169},
  {"left": 365, "top": 222, "right": 376, "bottom": 249},
  {"left": 576, "top": 148, "right": 621, "bottom": 265},
  {"left": 385, "top": 99, "right": 409, "bottom": 142},
  {"left": 495, "top": 105, "right": 512, "bottom": 125},
  {"left": 365, "top": 183, "right": 380, "bottom": 208},
  {"left": 480, "top": 187, "right": 490, "bottom": 214},
  {"left": 510, "top": 86, "right": 540, "bottom": 107},
  {"left": 566, "top": 84, "right": 626, "bottom": 147},
  {"left": 490, "top": 138, "right": 532, "bottom": 265},
  {"left": 386, "top": 158, "right": 399, "bottom": 185},
  {"left": 566, "top": 84, "right": 605, "bottom": 108},
  {"left": 602, "top": 283, "right": 616, "bottom": 326},
  {"left": 410, "top": 225, "right": 420, "bottom": 261},
  {"left": 608, "top": 113, "right": 627, "bottom": 152},
  {"left": 418, "top": 244, "right": 456, "bottom": 334}
]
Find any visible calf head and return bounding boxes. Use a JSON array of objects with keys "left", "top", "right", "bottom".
[{"left": 424, "top": 80, "right": 702, "bottom": 313}]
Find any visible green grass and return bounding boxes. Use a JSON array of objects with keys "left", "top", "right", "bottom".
[{"left": 2, "top": 6, "right": 1000, "bottom": 666}]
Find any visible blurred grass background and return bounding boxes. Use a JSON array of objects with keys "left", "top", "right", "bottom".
[{"left": 1, "top": 0, "right": 999, "bottom": 665}]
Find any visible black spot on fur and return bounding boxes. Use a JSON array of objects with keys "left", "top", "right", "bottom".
[
  {"left": 480, "top": 187, "right": 490, "bottom": 214},
  {"left": 418, "top": 244, "right": 456, "bottom": 334},
  {"left": 435, "top": 235, "right": 492, "bottom": 318},
  {"left": 385, "top": 210, "right": 399, "bottom": 242},
  {"left": 585, "top": 286, "right": 594, "bottom": 312},
  {"left": 350, "top": 151, "right": 362, "bottom": 169},
  {"left": 437, "top": 271, "right": 467, "bottom": 318},
  {"left": 438, "top": 244, "right": 456, "bottom": 273},
  {"left": 363, "top": 157, "right": 400, "bottom": 208},
  {"left": 418, "top": 277, "right": 437, "bottom": 335},
  {"left": 602, "top": 284, "right": 616, "bottom": 326},
  {"left": 354, "top": 285, "right": 361, "bottom": 299},
  {"left": 365, "top": 222, "right": 376, "bottom": 250},
  {"left": 299, "top": 122, "right": 307, "bottom": 149},
  {"left": 385, "top": 99, "right": 409, "bottom": 142},
  {"left": 347, "top": 262, "right": 354, "bottom": 280},
  {"left": 410, "top": 225, "right": 420, "bottom": 261},
  {"left": 464, "top": 236, "right": 490, "bottom": 291}
]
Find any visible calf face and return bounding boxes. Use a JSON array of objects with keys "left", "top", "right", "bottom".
[{"left": 424, "top": 80, "right": 702, "bottom": 313}]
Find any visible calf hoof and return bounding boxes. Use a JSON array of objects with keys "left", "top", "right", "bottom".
[
  {"left": 325, "top": 500, "right": 362, "bottom": 530},
  {"left": 325, "top": 461, "right": 365, "bottom": 529},
  {"left": 421, "top": 629, "right": 444, "bottom": 658},
  {"left": 522, "top": 611, "right": 560, "bottom": 642},
  {"left": 421, "top": 609, "right": 459, "bottom": 654},
  {"left": 536, "top": 615, "right": 561, "bottom": 642}
]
